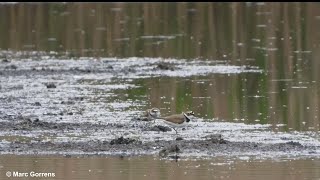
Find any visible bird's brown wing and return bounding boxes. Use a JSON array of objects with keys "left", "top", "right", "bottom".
[{"left": 163, "top": 114, "right": 184, "bottom": 124}]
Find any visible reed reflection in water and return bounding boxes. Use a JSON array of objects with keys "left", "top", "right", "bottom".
[
  {"left": 1, "top": 156, "right": 320, "bottom": 180},
  {"left": 0, "top": 3, "right": 320, "bottom": 131}
]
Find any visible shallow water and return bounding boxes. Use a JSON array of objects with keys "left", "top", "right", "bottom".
[{"left": 1, "top": 155, "right": 320, "bottom": 180}]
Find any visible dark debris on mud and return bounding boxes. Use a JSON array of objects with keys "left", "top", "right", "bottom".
[
  {"left": 0, "top": 55, "right": 177, "bottom": 79},
  {"left": 0, "top": 114, "right": 319, "bottom": 157},
  {"left": 0, "top": 64, "right": 115, "bottom": 78},
  {"left": 1, "top": 58, "right": 10, "bottom": 63},
  {"left": 110, "top": 136, "right": 142, "bottom": 145},
  {"left": 45, "top": 83, "right": 56, "bottom": 89},
  {"left": 0, "top": 111, "right": 319, "bottom": 157},
  {"left": 4, "top": 64, "right": 18, "bottom": 70},
  {"left": 0, "top": 117, "right": 109, "bottom": 132},
  {"left": 156, "top": 63, "right": 176, "bottom": 71},
  {"left": 1, "top": 116, "right": 318, "bottom": 158}
]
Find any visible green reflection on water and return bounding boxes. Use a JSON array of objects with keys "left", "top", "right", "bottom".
[{"left": 0, "top": 2, "right": 320, "bottom": 131}]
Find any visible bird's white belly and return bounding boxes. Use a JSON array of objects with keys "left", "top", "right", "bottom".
[{"left": 162, "top": 120, "right": 187, "bottom": 128}]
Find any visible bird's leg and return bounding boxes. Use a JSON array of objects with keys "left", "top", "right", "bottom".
[
  {"left": 173, "top": 128, "right": 178, "bottom": 134},
  {"left": 174, "top": 145, "right": 179, "bottom": 162}
]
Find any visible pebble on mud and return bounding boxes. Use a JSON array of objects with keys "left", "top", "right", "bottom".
[
  {"left": 34, "top": 102, "right": 42, "bottom": 106},
  {"left": 156, "top": 63, "right": 175, "bottom": 71},
  {"left": 110, "top": 136, "right": 141, "bottom": 145},
  {"left": 286, "top": 141, "right": 303, "bottom": 146},
  {"left": 203, "top": 134, "right": 227, "bottom": 144},
  {"left": 61, "top": 100, "right": 75, "bottom": 105},
  {"left": 5, "top": 64, "right": 17, "bottom": 70},
  {"left": 2, "top": 59, "right": 10, "bottom": 63},
  {"left": 46, "top": 83, "right": 56, "bottom": 88}
]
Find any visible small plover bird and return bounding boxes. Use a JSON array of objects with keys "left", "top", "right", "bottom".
[
  {"left": 141, "top": 108, "right": 161, "bottom": 121},
  {"left": 158, "top": 111, "right": 195, "bottom": 134}
]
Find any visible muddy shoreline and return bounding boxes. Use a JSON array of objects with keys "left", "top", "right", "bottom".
[
  {"left": 0, "top": 118, "right": 319, "bottom": 159},
  {"left": 1, "top": 57, "right": 319, "bottom": 159}
]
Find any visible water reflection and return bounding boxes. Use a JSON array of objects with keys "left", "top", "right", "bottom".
[
  {"left": 1, "top": 155, "right": 320, "bottom": 180},
  {"left": 0, "top": 2, "right": 320, "bottom": 131}
]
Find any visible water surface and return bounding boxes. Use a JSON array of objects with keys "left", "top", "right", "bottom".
[{"left": 1, "top": 155, "right": 320, "bottom": 180}]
